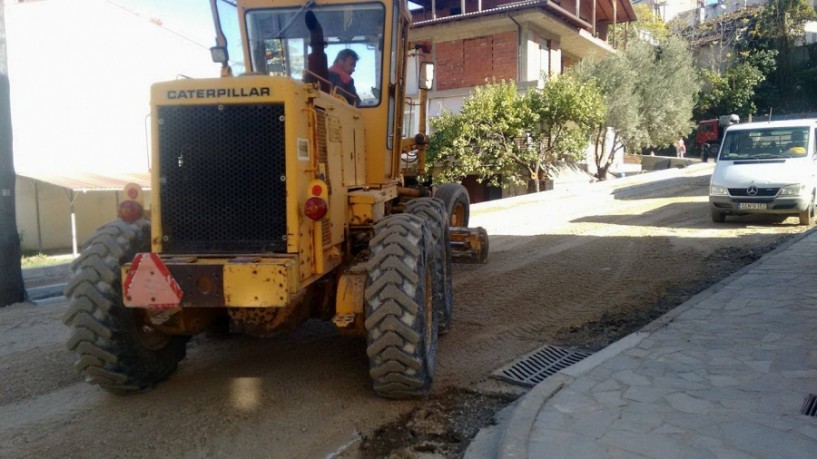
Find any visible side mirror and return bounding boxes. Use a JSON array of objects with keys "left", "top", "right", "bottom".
[
  {"left": 210, "top": 46, "right": 229, "bottom": 65},
  {"left": 419, "top": 62, "right": 434, "bottom": 90}
]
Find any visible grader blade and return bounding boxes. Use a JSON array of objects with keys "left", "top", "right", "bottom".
[{"left": 449, "top": 227, "right": 489, "bottom": 263}]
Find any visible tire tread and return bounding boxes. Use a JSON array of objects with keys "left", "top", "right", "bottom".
[
  {"left": 64, "top": 219, "right": 188, "bottom": 393},
  {"left": 364, "top": 214, "right": 438, "bottom": 398}
]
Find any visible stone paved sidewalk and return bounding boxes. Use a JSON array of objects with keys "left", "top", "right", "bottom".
[{"left": 471, "top": 231, "right": 817, "bottom": 458}]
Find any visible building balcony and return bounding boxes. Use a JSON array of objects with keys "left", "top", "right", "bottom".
[{"left": 409, "top": 0, "right": 637, "bottom": 44}]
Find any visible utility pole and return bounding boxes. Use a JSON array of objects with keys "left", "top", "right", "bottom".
[{"left": 0, "top": 2, "right": 25, "bottom": 307}]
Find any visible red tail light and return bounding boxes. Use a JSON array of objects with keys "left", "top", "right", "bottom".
[
  {"left": 118, "top": 200, "right": 144, "bottom": 223},
  {"left": 304, "top": 197, "right": 327, "bottom": 220}
]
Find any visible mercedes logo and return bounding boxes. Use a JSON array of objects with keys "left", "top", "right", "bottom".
[{"left": 747, "top": 185, "right": 759, "bottom": 196}]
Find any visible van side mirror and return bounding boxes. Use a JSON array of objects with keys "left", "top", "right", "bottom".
[{"left": 419, "top": 62, "right": 434, "bottom": 90}]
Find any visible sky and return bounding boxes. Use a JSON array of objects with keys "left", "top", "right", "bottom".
[
  {"left": 6, "top": 0, "right": 221, "bottom": 176},
  {"left": 113, "top": 0, "right": 221, "bottom": 51},
  {"left": 5, "top": 0, "right": 401, "bottom": 178}
]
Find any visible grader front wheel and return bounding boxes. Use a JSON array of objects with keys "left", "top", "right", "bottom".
[
  {"left": 405, "top": 197, "right": 453, "bottom": 333},
  {"left": 63, "top": 219, "right": 189, "bottom": 393},
  {"left": 364, "top": 214, "right": 439, "bottom": 398}
]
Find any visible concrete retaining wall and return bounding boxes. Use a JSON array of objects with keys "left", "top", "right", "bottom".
[{"left": 639, "top": 156, "right": 698, "bottom": 171}]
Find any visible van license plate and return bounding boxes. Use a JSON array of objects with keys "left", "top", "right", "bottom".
[{"left": 738, "top": 203, "right": 767, "bottom": 210}]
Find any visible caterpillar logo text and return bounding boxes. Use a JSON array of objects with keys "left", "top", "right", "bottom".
[{"left": 167, "top": 87, "right": 271, "bottom": 99}]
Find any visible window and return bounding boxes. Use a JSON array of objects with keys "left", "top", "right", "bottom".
[{"left": 245, "top": 3, "right": 385, "bottom": 106}]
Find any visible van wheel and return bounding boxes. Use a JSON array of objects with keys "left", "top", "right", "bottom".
[
  {"left": 709, "top": 144, "right": 720, "bottom": 161},
  {"left": 798, "top": 200, "right": 814, "bottom": 226},
  {"left": 711, "top": 209, "right": 726, "bottom": 223}
]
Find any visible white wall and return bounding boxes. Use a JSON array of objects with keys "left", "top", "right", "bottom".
[{"left": 15, "top": 176, "right": 152, "bottom": 253}]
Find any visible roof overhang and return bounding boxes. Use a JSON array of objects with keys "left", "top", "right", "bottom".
[
  {"left": 18, "top": 171, "right": 151, "bottom": 192},
  {"left": 411, "top": 0, "right": 637, "bottom": 27},
  {"left": 410, "top": 2, "right": 615, "bottom": 59}
]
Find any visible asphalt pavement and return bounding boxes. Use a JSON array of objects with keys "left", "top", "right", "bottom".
[{"left": 466, "top": 225, "right": 817, "bottom": 458}]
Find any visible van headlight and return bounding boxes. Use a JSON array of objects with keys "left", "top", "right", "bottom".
[
  {"left": 780, "top": 183, "right": 806, "bottom": 196},
  {"left": 709, "top": 183, "right": 729, "bottom": 196}
]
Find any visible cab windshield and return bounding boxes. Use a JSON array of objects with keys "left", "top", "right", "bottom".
[
  {"left": 245, "top": 3, "right": 385, "bottom": 107},
  {"left": 720, "top": 127, "right": 811, "bottom": 160}
]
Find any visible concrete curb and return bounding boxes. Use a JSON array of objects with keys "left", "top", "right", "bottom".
[
  {"left": 496, "top": 374, "right": 570, "bottom": 459},
  {"left": 22, "top": 262, "right": 71, "bottom": 302},
  {"left": 27, "top": 284, "right": 67, "bottom": 301},
  {"left": 492, "top": 226, "right": 817, "bottom": 459},
  {"left": 22, "top": 262, "right": 71, "bottom": 282}
]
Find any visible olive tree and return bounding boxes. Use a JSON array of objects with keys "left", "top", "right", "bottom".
[{"left": 576, "top": 35, "right": 700, "bottom": 178}]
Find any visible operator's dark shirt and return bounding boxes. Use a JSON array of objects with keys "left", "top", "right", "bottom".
[{"left": 328, "top": 71, "right": 359, "bottom": 106}]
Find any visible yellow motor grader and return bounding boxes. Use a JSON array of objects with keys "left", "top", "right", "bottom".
[{"left": 63, "top": 0, "right": 487, "bottom": 398}]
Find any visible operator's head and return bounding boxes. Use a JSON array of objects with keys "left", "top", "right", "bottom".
[
  {"left": 334, "top": 49, "right": 359, "bottom": 75},
  {"left": 792, "top": 130, "right": 805, "bottom": 143}
]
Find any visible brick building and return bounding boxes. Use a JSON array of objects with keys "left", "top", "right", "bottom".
[
  {"left": 409, "top": 0, "right": 636, "bottom": 111},
  {"left": 405, "top": 0, "right": 637, "bottom": 200}
]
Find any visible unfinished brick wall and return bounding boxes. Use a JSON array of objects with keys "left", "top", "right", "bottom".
[{"left": 434, "top": 31, "right": 518, "bottom": 91}]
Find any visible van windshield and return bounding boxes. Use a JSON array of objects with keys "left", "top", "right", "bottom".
[{"left": 720, "top": 127, "right": 810, "bottom": 160}]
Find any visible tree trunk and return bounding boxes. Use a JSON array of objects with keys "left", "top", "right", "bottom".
[
  {"left": 597, "top": 133, "right": 621, "bottom": 181},
  {"left": 527, "top": 168, "right": 540, "bottom": 193},
  {"left": 592, "top": 126, "right": 602, "bottom": 173},
  {"left": 777, "top": 36, "right": 794, "bottom": 101},
  {"left": 594, "top": 126, "right": 609, "bottom": 180},
  {"left": 0, "top": 4, "right": 25, "bottom": 307}
]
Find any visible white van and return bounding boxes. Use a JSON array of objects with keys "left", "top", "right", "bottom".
[{"left": 709, "top": 119, "right": 817, "bottom": 225}]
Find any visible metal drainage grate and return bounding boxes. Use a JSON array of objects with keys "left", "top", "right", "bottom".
[
  {"left": 801, "top": 394, "right": 817, "bottom": 417},
  {"left": 493, "top": 345, "right": 592, "bottom": 387}
]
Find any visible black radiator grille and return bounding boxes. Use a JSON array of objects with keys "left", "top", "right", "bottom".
[
  {"left": 158, "top": 104, "right": 287, "bottom": 254},
  {"left": 728, "top": 187, "right": 779, "bottom": 197}
]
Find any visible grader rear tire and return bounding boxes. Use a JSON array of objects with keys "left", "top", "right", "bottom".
[
  {"left": 405, "top": 197, "right": 453, "bottom": 333},
  {"left": 364, "top": 214, "right": 439, "bottom": 398},
  {"left": 434, "top": 183, "right": 470, "bottom": 227},
  {"left": 63, "top": 219, "right": 189, "bottom": 393}
]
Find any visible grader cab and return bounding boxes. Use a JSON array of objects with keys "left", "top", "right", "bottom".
[{"left": 63, "top": 0, "right": 487, "bottom": 399}]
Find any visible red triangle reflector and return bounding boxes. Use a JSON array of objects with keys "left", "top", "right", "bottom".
[{"left": 123, "top": 253, "right": 183, "bottom": 308}]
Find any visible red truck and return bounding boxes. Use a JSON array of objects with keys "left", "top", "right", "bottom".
[{"left": 696, "top": 114, "right": 739, "bottom": 162}]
